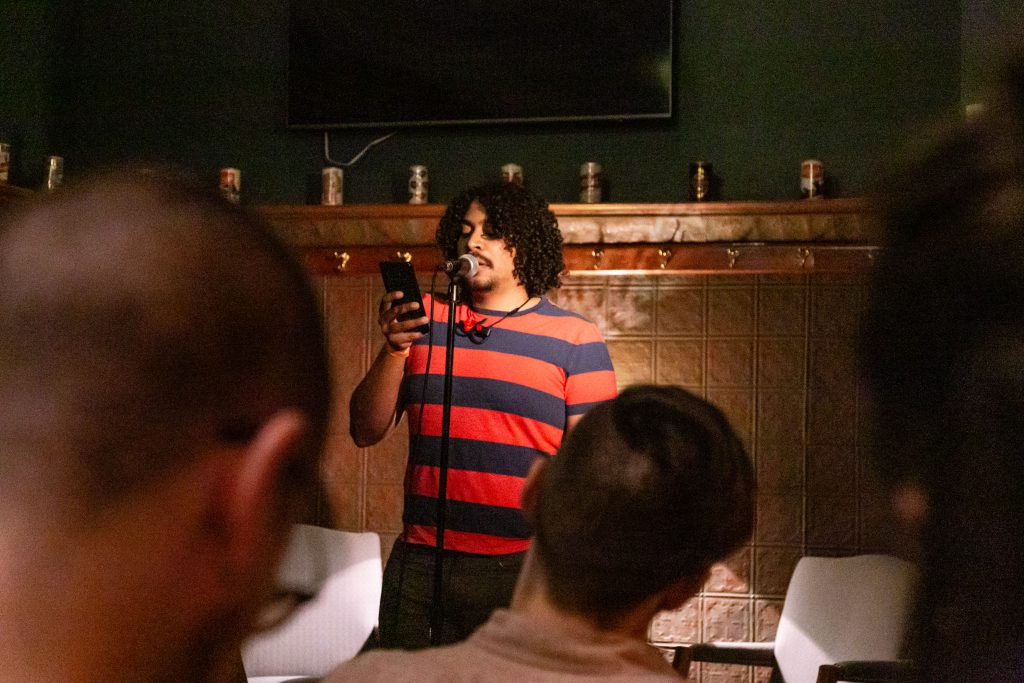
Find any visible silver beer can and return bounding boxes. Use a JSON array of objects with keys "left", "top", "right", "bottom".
[
  {"left": 0, "top": 142, "right": 10, "bottom": 183},
  {"left": 219, "top": 167, "right": 241, "bottom": 203},
  {"left": 801, "top": 159, "right": 825, "bottom": 199},
  {"left": 408, "top": 165, "right": 428, "bottom": 204},
  {"left": 46, "top": 156, "right": 64, "bottom": 192},
  {"left": 579, "top": 161, "right": 603, "bottom": 203},
  {"left": 322, "top": 166, "right": 344, "bottom": 205},
  {"left": 501, "top": 163, "right": 523, "bottom": 186}
]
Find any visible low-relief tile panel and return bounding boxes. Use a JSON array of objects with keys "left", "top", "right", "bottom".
[
  {"left": 650, "top": 599, "right": 700, "bottom": 644},
  {"left": 757, "top": 286, "right": 807, "bottom": 336},
  {"left": 657, "top": 339, "right": 705, "bottom": 386},
  {"left": 754, "top": 546, "right": 802, "bottom": 596},
  {"left": 554, "top": 286, "right": 609, "bottom": 333},
  {"left": 811, "top": 285, "right": 865, "bottom": 337},
  {"left": 807, "top": 385, "right": 857, "bottom": 445},
  {"left": 707, "top": 287, "right": 756, "bottom": 336},
  {"left": 707, "top": 389, "right": 755, "bottom": 452},
  {"left": 705, "top": 546, "right": 753, "bottom": 595},
  {"left": 754, "top": 599, "right": 784, "bottom": 643},
  {"left": 607, "top": 286, "right": 656, "bottom": 336},
  {"left": 806, "top": 495, "right": 857, "bottom": 549},
  {"left": 701, "top": 663, "right": 752, "bottom": 683},
  {"left": 756, "top": 493, "right": 803, "bottom": 546},
  {"left": 808, "top": 337, "right": 858, "bottom": 390},
  {"left": 756, "top": 391, "right": 804, "bottom": 444},
  {"left": 757, "top": 337, "right": 805, "bottom": 388},
  {"left": 806, "top": 442, "right": 856, "bottom": 496},
  {"left": 657, "top": 287, "right": 705, "bottom": 335},
  {"left": 607, "top": 339, "right": 654, "bottom": 386},
  {"left": 366, "top": 424, "right": 410, "bottom": 485},
  {"left": 756, "top": 441, "right": 803, "bottom": 492},
  {"left": 365, "top": 483, "right": 405, "bottom": 533},
  {"left": 703, "top": 596, "right": 752, "bottom": 642},
  {"left": 707, "top": 338, "right": 754, "bottom": 386}
]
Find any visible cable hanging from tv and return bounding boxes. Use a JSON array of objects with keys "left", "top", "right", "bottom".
[{"left": 323, "top": 131, "right": 396, "bottom": 167}]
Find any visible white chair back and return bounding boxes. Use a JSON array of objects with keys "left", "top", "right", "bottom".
[
  {"left": 242, "top": 525, "right": 382, "bottom": 681},
  {"left": 774, "top": 554, "right": 918, "bottom": 683}
]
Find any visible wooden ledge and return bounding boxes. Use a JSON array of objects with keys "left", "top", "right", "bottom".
[{"left": 259, "top": 199, "right": 879, "bottom": 249}]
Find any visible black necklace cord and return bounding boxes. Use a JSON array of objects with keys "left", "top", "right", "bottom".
[{"left": 462, "top": 296, "right": 533, "bottom": 343}]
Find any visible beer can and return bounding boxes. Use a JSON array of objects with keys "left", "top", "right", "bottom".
[
  {"left": 408, "top": 165, "right": 428, "bottom": 204},
  {"left": 689, "top": 161, "right": 711, "bottom": 201},
  {"left": 501, "top": 163, "right": 523, "bottom": 186},
  {"left": 579, "top": 162, "right": 603, "bottom": 203},
  {"left": 0, "top": 142, "right": 10, "bottom": 183},
  {"left": 322, "top": 166, "right": 344, "bottom": 205},
  {"left": 801, "top": 159, "right": 825, "bottom": 199},
  {"left": 219, "top": 167, "right": 241, "bottom": 204},
  {"left": 45, "top": 156, "right": 64, "bottom": 192}
]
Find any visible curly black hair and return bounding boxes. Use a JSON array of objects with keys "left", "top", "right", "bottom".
[{"left": 436, "top": 181, "right": 565, "bottom": 298}]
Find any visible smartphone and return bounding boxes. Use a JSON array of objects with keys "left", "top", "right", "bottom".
[{"left": 379, "top": 261, "right": 430, "bottom": 335}]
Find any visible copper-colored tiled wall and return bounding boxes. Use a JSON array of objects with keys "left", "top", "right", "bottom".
[{"left": 316, "top": 270, "right": 910, "bottom": 683}]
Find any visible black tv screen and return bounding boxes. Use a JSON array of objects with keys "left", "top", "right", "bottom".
[{"left": 288, "top": 1, "right": 674, "bottom": 129}]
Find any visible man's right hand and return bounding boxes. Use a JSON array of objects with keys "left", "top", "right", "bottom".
[{"left": 378, "top": 291, "right": 429, "bottom": 352}]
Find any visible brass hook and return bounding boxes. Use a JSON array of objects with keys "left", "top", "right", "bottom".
[
  {"left": 591, "top": 248, "right": 604, "bottom": 270},
  {"left": 798, "top": 247, "right": 811, "bottom": 268},
  {"left": 726, "top": 247, "right": 739, "bottom": 269},
  {"left": 332, "top": 251, "right": 350, "bottom": 273},
  {"left": 395, "top": 251, "right": 412, "bottom": 263},
  {"left": 658, "top": 248, "right": 672, "bottom": 270}
]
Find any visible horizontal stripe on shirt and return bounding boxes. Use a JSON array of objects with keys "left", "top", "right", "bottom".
[
  {"left": 404, "top": 494, "right": 532, "bottom": 540},
  {"left": 407, "top": 403, "right": 563, "bottom": 456},
  {"left": 407, "top": 465, "right": 526, "bottom": 509},
  {"left": 403, "top": 524, "right": 532, "bottom": 555},
  {"left": 413, "top": 327, "right": 613, "bottom": 376},
  {"left": 405, "top": 374, "right": 568, "bottom": 429},
  {"left": 409, "top": 434, "right": 545, "bottom": 478}
]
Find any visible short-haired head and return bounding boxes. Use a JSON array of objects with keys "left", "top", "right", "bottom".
[
  {"left": 436, "top": 181, "right": 564, "bottom": 297},
  {"left": 532, "top": 384, "right": 754, "bottom": 623},
  {"left": 0, "top": 166, "right": 331, "bottom": 517}
]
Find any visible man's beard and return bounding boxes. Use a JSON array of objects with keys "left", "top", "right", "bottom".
[{"left": 468, "top": 275, "right": 495, "bottom": 292}]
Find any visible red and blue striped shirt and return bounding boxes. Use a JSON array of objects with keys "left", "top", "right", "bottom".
[{"left": 400, "top": 294, "right": 617, "bottom": 554}]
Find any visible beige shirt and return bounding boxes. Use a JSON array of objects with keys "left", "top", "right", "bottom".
[{"left": 324, "top": 609, "right": 680, "bottom": 682}]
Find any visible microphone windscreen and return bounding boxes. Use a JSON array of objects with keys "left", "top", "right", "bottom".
[{"left": 459, "top": 253, "right": 479, "bottom": 277}]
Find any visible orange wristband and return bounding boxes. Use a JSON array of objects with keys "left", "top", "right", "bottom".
[{"left": 385, "top": 345, "right": 410, "bottom": 359}]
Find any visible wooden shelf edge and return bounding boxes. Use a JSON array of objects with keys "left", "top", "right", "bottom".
[
  {"left": 304, "top": 242, "right": 878, "bottom": 276},
  {"left": 260, "top": 197, "right": 872, "bottom": 219}
]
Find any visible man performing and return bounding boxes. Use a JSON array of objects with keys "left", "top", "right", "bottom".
[
  {"left": 327, "top": 384, "right": 755, "bottom": 681},
  {"left": 0, "top": 168, "right": 332, "bottom": 682},
  {"left": 349, "top": 181, "right": 617, "bottom": 648}
]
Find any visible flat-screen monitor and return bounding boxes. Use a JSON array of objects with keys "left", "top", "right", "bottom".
[{"left": 288, "top": 1, "right": 674, "bottom": 129}]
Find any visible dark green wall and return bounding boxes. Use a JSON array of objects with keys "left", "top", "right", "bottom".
[
  {"left": 0, "top": 1, "right": 57, "bottom": 188},
  {"left": 962, "top": 0, "right": 1024, "bottom": 107},
  {"left": 7, "top": 1, "right": 963, "bottom": 204}
]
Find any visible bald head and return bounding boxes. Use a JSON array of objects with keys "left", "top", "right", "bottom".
[{"left": 0, "top": 168, "right": 330, "bottom": 513}]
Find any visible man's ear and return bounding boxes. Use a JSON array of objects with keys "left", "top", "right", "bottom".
[
  {"left": 520, "top": 457, "right": 548, "bottom": 524},
  {"left": 223, "top": 408, "right": 311, "bottom": 570}
]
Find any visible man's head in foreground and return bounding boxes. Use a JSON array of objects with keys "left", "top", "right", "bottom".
[
  {"left": 0, "top": 167, "right": 331, "bottom": 682},
  {"left": 525, "top": 383, "right": 755, "bottom": 630}
]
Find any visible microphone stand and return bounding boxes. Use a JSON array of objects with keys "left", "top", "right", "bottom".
[{"left": 429, "top": 271, "right": 462, "bottom": 645}]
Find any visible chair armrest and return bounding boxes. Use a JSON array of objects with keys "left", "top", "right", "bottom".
[
  {"left": 816, "top": 659, "right": 920, "bottom": 683},
  {"left": 673, "top": 642, "right": 776, "bottom": 676}
]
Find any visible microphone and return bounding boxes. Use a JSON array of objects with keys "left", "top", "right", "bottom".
[{"left": 439, "top": 253, "right": 479, "bottom": 279}]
